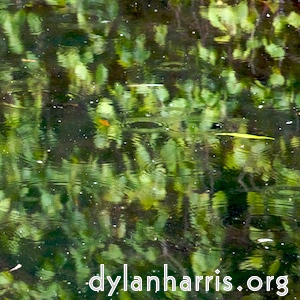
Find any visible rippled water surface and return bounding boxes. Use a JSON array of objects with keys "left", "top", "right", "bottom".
[{"left": 0, "top": 0, "right": 300, "bottom": 299}]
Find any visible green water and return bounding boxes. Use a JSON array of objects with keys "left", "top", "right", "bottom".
[{"left": 0, "top": 0, "right": 299, "bottom": 299}]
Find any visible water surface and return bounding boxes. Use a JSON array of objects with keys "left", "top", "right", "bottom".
[{"left": 0, "top": 0, "right": 299, "bottom": 299}]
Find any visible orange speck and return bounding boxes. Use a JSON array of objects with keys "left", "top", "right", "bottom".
[{"left": 99, "top": 119, "right": 110, "bottom": 127}]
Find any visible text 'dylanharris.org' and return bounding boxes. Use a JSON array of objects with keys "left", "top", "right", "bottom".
[{"left": 88, "top": 264, "right": 288, "bottom": 296}]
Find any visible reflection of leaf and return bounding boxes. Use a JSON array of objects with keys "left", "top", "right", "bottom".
[
  {"left": 191, "top": 249, "right": 221, "bottom": 274},
  {"left": 212, "top": 191, "right": 227, "bottom": 210},
  {"left": 0, "top": 196, "right": 10, "bottom": 216},
  {"left": 202, "top": 2, "right": 252, "bottom": 36},
  {"left": 134, "top": 34, "right": 150, "bottom": 64},
  {"left": 96, "top": 99, "right": 116, "bottom": 118},
  {"left": 154, "top": 86, "right": 169, "bottom": 103},
  {"left": 102, "top": 244, "right": 124, "bottom": 262},
  {"left": 222, "top": 69, "right": 243, "bottom": 94},
  {"left": 264, "top": 42, "right": 285, "bottom": 59},
  {"left": 95, "top": 64, "right": 108, "bottom": 86},
  {"left": 268, "top": 259, "right": 281, "bottom": 276},
  {"left": 135, "top": 143, "right": 151, "bottom": 168},
  {"left": 161, "top": 139, "right": 177, "bottom": 173},
  {"left": 27, "top": 12, "right": 42, "bottom": 35},
  {"left": 203, "top": 7, "right": 226, "bottom": 32},
  {"left": 37, "top": 268, "right": 55, "bottom": 281},
  {"left": 215, "top": 133, "right": 275, "bottom": 140},
  {"left": 198, "top": 42, "right": 216, "bottom": 65},
  {"left": 75, "top": 64, "right": 89, "bottom": 81},
  {"left": 144, "top": 247, "right": 157, "bottom": 262},
  {"left": 154, "top": 24, "right": 168, "bottom": 46},
  {"left": 239, "top": 256, "right": 263, "bottom": 270},
  {"left": 2, "top": 11, "right": 25, "bottom": 54},
  {"left": 0, "top": 271, "right": 13, "bottom": 285},
  {"left": 168, "top": 98, "right": 187, "bottom": 116},
  {"left": 273, "top": 15, "right": 286, "bottom": 34},
  {"left": 214, "top": 35, "right": 231, "bottom": 43},
  {"left": 269, "top": 73, "right": 285, "bottom": 86},
  {"left": 70, "top": 248, "right": 90, "bottom": 284},
  {"left": 286, "top": 12, "right": 300, "bottom": 28}
]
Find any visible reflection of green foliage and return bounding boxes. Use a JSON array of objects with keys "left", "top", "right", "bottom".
[
  {"left": 1, "top": 10, "right": 26, "bottom": 54},
  {"left": 116, "top": 33, "right": 150, "bottom": 68},
  {"left": 0, "top": 0, "right": 299, "bottom": 299}
]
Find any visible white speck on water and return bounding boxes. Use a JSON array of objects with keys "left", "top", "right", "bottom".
[{"left": 257, "top": 238, "right": 273, "bottom": 243}]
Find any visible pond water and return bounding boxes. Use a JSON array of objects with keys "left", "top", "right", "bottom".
[{"left": 0, "top": 0, "right": 300, "bottom": 299}]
